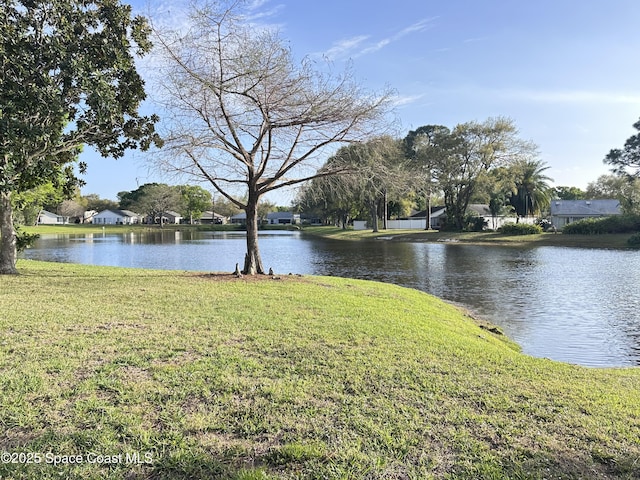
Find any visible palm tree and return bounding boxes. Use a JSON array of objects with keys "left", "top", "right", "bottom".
[{"left": 510, "top": 160, "right": 553, "bottom": 218}]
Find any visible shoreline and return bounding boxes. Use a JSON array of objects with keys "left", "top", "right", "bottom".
[
  {"left": 299, "top": 225, "right": 636, "bottom": 249},
  {"left": 21, "top": 223, "right": 637, "bottom": 250}
]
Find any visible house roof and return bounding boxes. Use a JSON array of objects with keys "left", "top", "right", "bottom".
[
  {"left": 96, "top": 209, "right": 140, "bottom": 218},
  {"left": 410, "top": 205, "right": 494, "bottom": 218},
  {"left": 410, "top": 206, "right": 446, "bottom": 218},
  {"left": 199, "top": 211, "right": 226, "bottom": 219},
  {"left": 550, "top": 199, "right": 621, "bottom": 216},
  {"left": 39, "top": 210, "right": 59, "bottom": 218},
  {"left": 467, "top": 204, "right": 492, "bottom": 216},
  {"left": 267, "top": 211, "right": 298, "bottom": 219}
]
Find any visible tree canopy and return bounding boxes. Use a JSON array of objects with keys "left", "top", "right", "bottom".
[
  {"left": 1, "top": 0, "right": 160, "bottom": 273},
  {"left": 509, "top": 159, "right": 553, "bottom": 218},
  {"left": 300, "top": 118, "right": 541, "bottom": 231},
  {"left": 301, "top": 137, "right": 409, "bottom": 232},
  {"left": 416, "top": 118, "right": 537, "bottom": 229},
  {"left": 605, "top": 118, "right": 640, "bottom": 178},
  {"left": 586, "top": 174, "right": 640, "bottom": 214}
]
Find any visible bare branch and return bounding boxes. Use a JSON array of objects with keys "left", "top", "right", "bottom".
[{"left": 148, "top": 0, "right": 393, "bottom": 273}]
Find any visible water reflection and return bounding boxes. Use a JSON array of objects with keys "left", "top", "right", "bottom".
[{"left": 21, "top": 231, "right": 640, "bottom": 367}]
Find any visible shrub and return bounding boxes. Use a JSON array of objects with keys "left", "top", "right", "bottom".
[
  {"left": 628, "top": 233, "right": 640, "bottom": 247},
  {"left": 466, "top": 215, "right": 488, "bottom": 232},
  {"left": 499, "top": 223, "right": 543, "bottom": 235},
  {"left": 562, "top": 215, "right": 640, "bottom": 235}
]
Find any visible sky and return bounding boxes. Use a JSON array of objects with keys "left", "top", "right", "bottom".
[{"left": 79, "top": 0, "right": 640, "bottom": 204}]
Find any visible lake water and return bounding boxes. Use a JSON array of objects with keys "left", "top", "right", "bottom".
[{"left": 20, "top": 230, "right": 640, "bottom": 368}]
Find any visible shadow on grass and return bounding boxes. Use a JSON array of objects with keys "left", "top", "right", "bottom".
[{"left": 1, "top": 436, "right": 639, "bottom": 480}]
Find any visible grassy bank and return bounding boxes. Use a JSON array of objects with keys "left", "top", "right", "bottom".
[
  {"left": 1, "top": 261, "right": 639, "bottom": 479},
  {"left": 23, "top": 224, "right": 634, "bottom": 249},
  {"left": 20, "top": 224, "right": 300, "bottom": 236},
  {"left": 301, "top": 226, "right": 635, "bottom": 249},
  {"left": 20, "top": 224, "right": 242, "bottom": 235}
]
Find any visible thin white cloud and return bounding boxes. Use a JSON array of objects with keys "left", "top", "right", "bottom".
[
  {"left": 245, "top": 0, "right": 285, "bottom": 22},
  {"left": 393, "top": 94, "right": 426, "bottom": 107},
  {"left": 360, "top": 39, "right": 392, "bottom": 56},
  {"left": 323, "top": 35, "right": 371, "bottom": 60},
  {"left": 398, "top": 18, "right": 437, "bottom": 37},
  {"left": 247, "top": 0, "right": 271, "bottom": 9},
  {"left": 322, "top": 17, "right": 436, "bottom": 60},
  {"left": 463, "top": 36, "right": 488, "bottom": 44}
]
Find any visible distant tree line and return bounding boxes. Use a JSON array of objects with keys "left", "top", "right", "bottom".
[
  {"left": 296, "top": 117, "right": 640, "bottom": 231},
  {"left": 296, "top": 117, "right": 550, "bottom": 231},
  {"left": 12, "top": 181, "right": 298, "bottom": 226}
]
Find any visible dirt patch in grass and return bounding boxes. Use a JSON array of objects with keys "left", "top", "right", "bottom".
[{"left": 195, "top": 272, "right": 307, "bottom": 283}]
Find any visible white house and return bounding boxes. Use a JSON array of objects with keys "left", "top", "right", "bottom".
[
  {"left": 144, "top": 210, "right": 183, "bottom": 225},
  {"left": 230, "top": 212, "right": 246, "bottom": 224},
  {"left": 266, "top": 211, "right": 300, "bottom": 225},
  {"left": 93, "top": 209, "right": 140, "bottom": 225},
  {"left": 37, "top": 210, "right": 68, "bottom": 225},
  {"left": 198, "top": 211, "right": 227, "bottom": 224},
  {"left": 550, "top": 199, "right": 621, "bottom": 229},
  {"left": 82, "top": 210, "right": 98, "bottom": 224},
  {"left": 404, "top": 204, "right": 522, "bottom": 230}
]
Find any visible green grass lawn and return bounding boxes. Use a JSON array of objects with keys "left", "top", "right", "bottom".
[
  {"left": 1, "top": 261, "right": 639, "bottom": 479},
  {"left": 301, "top": 225, "right": 635, "bottom": 249},
  {"left": 20, "top": 224, "right": 237, "bottom": 235}
]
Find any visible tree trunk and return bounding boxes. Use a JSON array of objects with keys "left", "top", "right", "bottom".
[
  {"left": 0, "top": 191, "right": 18, "bottom": 275},
  {"left": 425, "top": 192, "right": 432, "bottom": 230},
  {"left": 369, "top": 201, "right": 379, "bottom": 233},
  {"left": 383, "top": 190, "right": 388, "bottom": 230},
  {"left": 243, "top": 196, "right": 265, "bottom": 275}
]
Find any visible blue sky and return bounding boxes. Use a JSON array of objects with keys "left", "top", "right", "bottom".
[{"left": 80, "top": 0, "right": 640, "bottom": 203}]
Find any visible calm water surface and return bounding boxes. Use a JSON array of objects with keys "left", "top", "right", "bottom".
[{"left": 21, "top": 230, "right": 640, "bottom": 367}]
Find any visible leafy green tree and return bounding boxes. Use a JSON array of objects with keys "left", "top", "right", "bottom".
[
  {"left": 314, "top": 137, "right": 408, "bottom": 232},
  {"left": 212, "top": 197, "right": 243, "bottom": 219},
  {"left": 118, "top": 183, "right": 165, "bottom": 210},
  {"left": 81, "top": 194, "right": 119, "bottom": 213},
  {"left": 151, "top": 0, "right": 392, "bottom": 274},
  {"left": 12, "top": 183, "right": 65, "bottom": 226},
  {"left": 1, "top": 0, "right": 160, "bottom": 273},
  {"left": 509, "top": 160, "right": 553, "bottom": 218},
  {"left": 586, "top": 174, "right": 640, "bottom": 214},
  {"left": 481, "top": 166, "right": 517, "bottom": 229},
  {"left": 431, "top": 118, "right": 536, "bottom": 230},
  {"left": 295, "top": 178, "right": 364, "bottom": 229},
  {"left": 257, "top": 200, "right": 277, "bottom": 223},
  {"left": 127, "top": 184, "right": 182, "bottom": 227},
  {"left": 552, "top": 186, "right": 586, "bottom": 200},
  {"left": 403, "top": 125, "right": 451, "bottom": 230},
  {"left": 178, "top": 185, "right": 212, "bottom": 224},
  {"left": 605, "top": 118, "right": 640, "bottom": 178}
]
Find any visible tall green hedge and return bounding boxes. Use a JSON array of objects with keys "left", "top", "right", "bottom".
[{"left": 562, "top": 215, "right": 640, "bottom": 234}]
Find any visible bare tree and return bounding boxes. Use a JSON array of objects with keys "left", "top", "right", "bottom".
[
  {"left": 150, "top": 0, "right": 393, "bottom": 274},
  {"left": 131, "top": 184, "right": 182, "bottom": 227}
]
